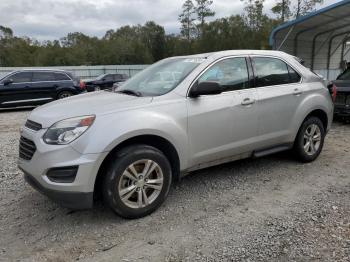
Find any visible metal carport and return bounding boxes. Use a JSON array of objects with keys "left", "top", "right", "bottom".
[{"left": 269, "top": 0, "right": 350, "bottom": 80}]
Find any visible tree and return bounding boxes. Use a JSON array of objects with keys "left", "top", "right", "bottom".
[
  {"left": 195, "top": 0, "right": 215, "bottom": 36},
  {"left": 271, "top": 0, "right": 291, "bottom": 22},
  {"left": 141, "top": 21, "right": 166, "bottom": 61},
  {"left": 0, "top": 26, "right": 13, "bottom": 39},
  {"left": 241, "top": 0, "right": 266, "bottom": 30},
  {"left": 179, "top": 0, "right": 197, "bottom": 41},
  {"left": 295, "top": 0, "right": 324, "bottom": 18}
]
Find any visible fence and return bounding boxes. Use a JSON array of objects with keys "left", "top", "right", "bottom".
[{"left": 0, "top": 65, "right": 149, "bottom": 80}]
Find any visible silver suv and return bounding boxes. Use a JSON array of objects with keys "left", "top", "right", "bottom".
[{"left": 18, "top": 50, "right": 334, "bottom": 218}]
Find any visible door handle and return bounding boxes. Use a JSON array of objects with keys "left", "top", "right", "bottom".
[
  {"left": 293, "top": 88, "right": 303, "bottom": 96},
  {"left": 241, "top": 98, "right": 255, "bottom": 106}
]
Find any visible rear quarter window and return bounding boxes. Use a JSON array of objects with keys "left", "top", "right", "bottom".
[
  {"left": 54, "top": 73, "right": 71, "bottom": 81},
  {"left": 288, "top": 65, "right": 301, "bottom": 83}
]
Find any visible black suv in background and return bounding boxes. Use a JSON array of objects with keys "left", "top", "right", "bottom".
[
  {"left": 333, "top": 68, "right": 350, "bottom": 119},
  {"left": 0, "top": 69, "right": 85, "bottom": 108},
  {"left": 84, "top": 73, "right": 128, "bottom": 92}
]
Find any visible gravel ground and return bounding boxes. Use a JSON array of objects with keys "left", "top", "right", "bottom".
[{"left": 0, "top": 108, "right": 349, "bottom": 262}]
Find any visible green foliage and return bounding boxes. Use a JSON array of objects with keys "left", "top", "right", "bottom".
[
  {"left": 271, "top": 0, "right": 292, "bottom": 22},
  {"left": 195, "top": 0, "right": 215, "bottom": 35},
  {"left": 294, "top": 0, "right": 324, "bottom": 18},
  {"left": 178, "top": 0, "right": 197, "bottom": 41},
  {"left": 0, "top": 0, "right": 325, "bottom": 67}
]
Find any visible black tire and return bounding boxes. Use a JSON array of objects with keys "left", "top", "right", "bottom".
[
  {"left": 294, "top": 116, "right": 325, "bottom": 163},
  {"left": 57, "top": 90, "right": 73, "bottom": 99},
  {"left": 102, "top": 144, "right": 172, "bottom": 219}
]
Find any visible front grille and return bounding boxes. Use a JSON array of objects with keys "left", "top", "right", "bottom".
[
  {"left": 19, "top": 136, "right": 36, "bottom": 160},
  {"left": 346, "top": 95, "right": 350, "bottom": 106},
  {"left": 335, "top": 93, "right": 346, "bottom": 105},
  {"left": 25, "top": 120, "right": 42, "bottom": 131}
]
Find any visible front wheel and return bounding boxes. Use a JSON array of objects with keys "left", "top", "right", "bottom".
[
  {"left": 294, "top": 117, "right": 325, "bottom": 162},
  {"left": 103, "top": 145, "right": 172, "bottom": 219}
]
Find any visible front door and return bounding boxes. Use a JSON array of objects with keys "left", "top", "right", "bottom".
[
  {"left": 0, "top": 71, "right": 33, "bottom": 106},
  {"left": 187, "top": 57, "right": 259, "bottom": 167}
]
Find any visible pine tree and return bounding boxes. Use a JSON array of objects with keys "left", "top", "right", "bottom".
[
  {"left": 179, "top": 0, "right": 197, "bottom": 41},
  {"left": 295, "top": 0, "right": 324, "bottom": 18},
  {"left": 271, "top": 0, "right": 291, "bottom": 22},
  {"left": 241, "top": 0, "right": 266, "bottom": 30},
  {"left": 195, "top": 0, "right": 215, "bottom": 36}
]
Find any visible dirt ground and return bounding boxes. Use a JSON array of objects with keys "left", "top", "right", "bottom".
[{"left": 0, "top": 108, "right": 349, "bottom": 262}]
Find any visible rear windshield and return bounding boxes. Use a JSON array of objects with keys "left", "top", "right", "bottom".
[{"left": 337, "top": 69, "right": 350, "bottom": 80}]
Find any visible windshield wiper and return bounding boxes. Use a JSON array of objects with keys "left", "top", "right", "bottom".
[{"left": 115, "top": 89, "right": 142, "bottom": 97}]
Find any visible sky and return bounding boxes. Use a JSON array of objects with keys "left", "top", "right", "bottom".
[{"left": 0, "top": 0, "right": 341, "bottom": 41}]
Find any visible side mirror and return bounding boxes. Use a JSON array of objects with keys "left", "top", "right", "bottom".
[
  {"left": 189, "top": 81, "right": 222, "bottom": 97},
  {"left": 3, "top": 79, "right": 13, "bottom": 85}
]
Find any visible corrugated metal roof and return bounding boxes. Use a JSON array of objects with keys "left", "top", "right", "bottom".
[{"left": 269, "top": 0, "right": 350, "bottom": 78}]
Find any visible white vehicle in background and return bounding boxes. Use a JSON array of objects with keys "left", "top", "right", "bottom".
[{"left": 19, "top": 50, "right": 333, "bottom": 218}]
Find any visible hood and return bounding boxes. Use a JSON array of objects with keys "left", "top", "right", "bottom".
[{"left": 28, "top": 91, "right": 153, "bottom": 128}]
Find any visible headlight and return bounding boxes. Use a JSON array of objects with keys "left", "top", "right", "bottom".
[{"left": 43, "top": 115, "right": 95, "bottom": 145}]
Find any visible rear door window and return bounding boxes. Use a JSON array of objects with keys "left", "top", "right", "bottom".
[
  {"left": 32, "top": 72, "right": 56, "bottom": 82},
  {"left": 253, "top": 57, "right": 301, "bottom": 87},
  {"left": 113, "top": 74, "right": 122, "bottom": 81},
  {"left": 104, "top": 75, "right": 113, "bottom": 81},
  {"left": 253, "top": 57, "right": 291, "bottom": 87},
  {"left": 337, "top": 69, "right": 350, "bottom": 80},
  {"left": 10, "top": 72, "right": 32, "bottom": 83}
]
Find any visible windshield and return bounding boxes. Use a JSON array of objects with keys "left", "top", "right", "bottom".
[
  {"left": 337, "top": 69, "right": 350, "bottom": 80},
  {"left": 116, "top": 57, "right": 205, "bottom": 96}
]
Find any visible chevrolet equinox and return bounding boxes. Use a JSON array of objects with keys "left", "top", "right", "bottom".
[{"left": 18, "top": 50, "right": 334, "bottom": 218}]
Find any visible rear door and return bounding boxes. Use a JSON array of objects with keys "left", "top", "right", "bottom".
[
  {"left": 251, "top": 56, "right": 303, "bottom": 148},
  {"left": 31, "top": 71, "right": 58, "bottom": 100},
  {"left": 103, "top": 74, "right": 115, "bottom": 88},
  {"left": 0, "top": 72, "right": 33, "bottom": 106}
]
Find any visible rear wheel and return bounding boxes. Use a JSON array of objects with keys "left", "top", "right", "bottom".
[
  {"left": 102, "top": 145, "right": 172, "bottom": 219},
  {"left": 57, "top": 91, "right": 73, "bottom": 99},
  {"left": 294, "top": 117, "right": 325, "bottom": 162}
]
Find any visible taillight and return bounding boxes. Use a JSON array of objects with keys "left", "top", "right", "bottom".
[
  {"left": 331, "top": 83, "right": 337, "bottom": 102},
  {"left": 327, "top": 83, "right": 337, "bottom": 102},
  {"left": 79, "top": 80, "right": 86, "bottom": 90}
]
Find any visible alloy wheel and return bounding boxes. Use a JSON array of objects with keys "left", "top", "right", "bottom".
[
  {"left": 303, "top": 124, "right": 321, "bottom": 156},
  {"left": 118, "top": 159, "right": 164, "bottom": 209}
]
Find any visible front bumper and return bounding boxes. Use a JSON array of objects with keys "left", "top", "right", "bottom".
[
  {"left": 334, "top": 104, "right": 350, "bottom": 117},
  {"left": 23, "top": 171, "right": 93, "bottom": 209},
  {"left": 18, "top": 126, "right": 108, "bottom": 209}
]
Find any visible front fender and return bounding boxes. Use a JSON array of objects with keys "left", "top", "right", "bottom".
[{"left": 71, "top": 107, "right": 189, "bottom": 170}]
